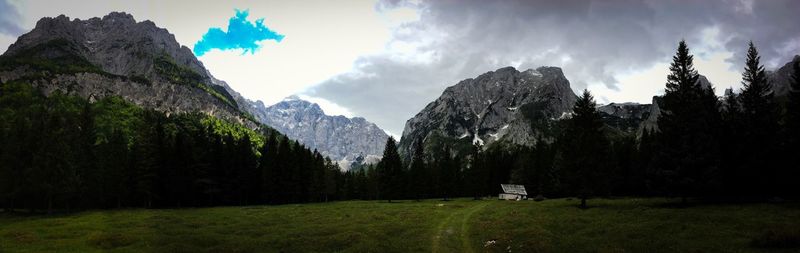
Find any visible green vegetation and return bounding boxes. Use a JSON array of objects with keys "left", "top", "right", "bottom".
[
  {"left": 0, "top": 39, "right": 105, "bottom": 75},
  {"left": 153, "top": 54, "right": 238, "bottom": 108},
  {"left": 0, "top": 198, "right": 798, "bottom": 252},
  {"left": 0, "top": 81, "right": 340, "bottom": 211}
]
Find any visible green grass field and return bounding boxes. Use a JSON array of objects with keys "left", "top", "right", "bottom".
[{"left": 1, "top": 198, "right": 799, "bottom": 252}]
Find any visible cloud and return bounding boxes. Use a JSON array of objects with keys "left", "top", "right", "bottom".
[
  {"left": 0, "top": 0, "right": 25, "bottom": 35},
  {"left": 306, "top": 0, "right": 800, "bottom": 136},
  {"left": 194, "top": 9, "right": 284, "bottom": 56}
]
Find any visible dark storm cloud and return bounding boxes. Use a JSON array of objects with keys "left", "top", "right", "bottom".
[
  {"left": 0, "top": 0, "right": 25, "bottom": 35},
  {"left": 307, "top": 0, "right": 800, "bottom": 135}
]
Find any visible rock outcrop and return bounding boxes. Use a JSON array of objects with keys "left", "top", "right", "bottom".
[
  {"left": 398, "top": 66, "right": 577, "bottom": 159},
  {"left": 251, "top": 96, "right": 389, "bottom": 169},
  {"left": 769, "top": 55, "right": 800, "bottom": 97},
  {"left": 0, "top": 12, "right": 249, "bottom": 126}
]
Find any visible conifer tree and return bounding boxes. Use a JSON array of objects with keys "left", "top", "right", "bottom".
[
  {"left": 654, "top": 40, "right": 722, "bottom": 203},
  {"left": 377, "top": 137, "right": 403, "bottom": 202},
  {"left": 738, "top": 42, "right": 779, "bottom": 197},
  {"left": 408, "top": 139, "right": 427, "bottom": 201},
  {"left": 558, "top": 89, "right": 608, "bottom": 208}
]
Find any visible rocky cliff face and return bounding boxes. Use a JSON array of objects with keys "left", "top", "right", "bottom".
[
  {"left": 769, "top": 55, "right": 800, "bottom": 97},
  {"left": 251, "top": 96, "right": 389, "bottom": 169},
  {"left": 598, "top": 103, "right": 652, "bottom": 133},
  {"left": 398, "top": 66, "right": 577, "bottom": 159},
  {"left": 0, "top": 12, "right": 249, "bottom": 126}
]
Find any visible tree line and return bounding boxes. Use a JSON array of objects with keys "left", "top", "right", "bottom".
[{"left": 0, "top": 83, "right": 346, "bottom": 212}]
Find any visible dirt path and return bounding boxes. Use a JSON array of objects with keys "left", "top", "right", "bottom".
[{"left": 431, "top": 201, "right": 490, "bottom": 253}]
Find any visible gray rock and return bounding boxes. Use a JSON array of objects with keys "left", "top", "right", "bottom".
[
  {"left": 769, "top": 55, "right": 800, "bottom": 97},
  {"left": 598, "top": 102, "right": 652, "bottom": 133},
  {"left": 0, "top": 12, "right": 252, "bottom": 127},
  {"left": 248, "top": 96, "right": 389, "bottom": 169},
  {"left": 398, "top": 66, "right": 577, "bottom": 159}
]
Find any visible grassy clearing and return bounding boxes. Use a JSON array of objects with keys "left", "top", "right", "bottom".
[{"left": 0, "top": 198, "right": 798, "bottom": 252}]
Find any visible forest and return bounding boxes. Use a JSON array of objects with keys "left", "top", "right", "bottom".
[{"left": 1, "top": 41, "right": 798, "bottom": 212}]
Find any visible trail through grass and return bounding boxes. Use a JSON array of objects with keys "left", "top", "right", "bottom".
[{"left": 431, "top": 201, "right": 489, "bottom": 253}]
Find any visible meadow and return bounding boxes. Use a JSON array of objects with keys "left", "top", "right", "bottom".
[{"left": 1, "top": 198, "right": 799, "bottom": 252}]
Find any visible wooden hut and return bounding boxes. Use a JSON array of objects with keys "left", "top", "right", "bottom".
[{"left": 499, "top": 184, "right": 527, "bottom": 200}]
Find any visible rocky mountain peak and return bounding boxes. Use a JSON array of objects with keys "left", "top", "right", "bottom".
[
  {"left": 243, "top": 97, "right": 389, "bottom": 168},
  {"left": 398, "top": 66, "right": 577, "bottom": 159},
  {"left": 8, "top": 12, "right": 207, "bottom": 80},
  {"left": 1, "top": 12, "right": 249, "bottom": 127}
]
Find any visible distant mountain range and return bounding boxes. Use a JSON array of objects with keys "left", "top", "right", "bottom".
[{"left": 245, "top": 96, "right": 388, "bottom": 169}]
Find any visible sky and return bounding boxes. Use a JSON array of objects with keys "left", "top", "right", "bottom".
[{"left": 1, "top": 0, "right": 799, "bottom": 137}]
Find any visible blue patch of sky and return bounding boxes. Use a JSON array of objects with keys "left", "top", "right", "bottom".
[{"left": 194, "top": 9, "right": 284, "bottom": 56}]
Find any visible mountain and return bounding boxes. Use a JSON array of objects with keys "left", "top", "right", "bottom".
[
  {"left": 597, "top": 103, "right": 652, "bottom": 133},
  {"left": 0, "top": 12, "right": 251, "bottom": 126},
  {"left": 246, "top": 96, "right": 389, "bottom": 169},
  {"left": 769, "top": 55, "right": 800, "bottom": 97},
  {"left": 398, "top": 66, "right": 577, "bottom": 159}
]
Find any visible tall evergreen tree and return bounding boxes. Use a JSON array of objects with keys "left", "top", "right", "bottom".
[
  {"left": 558, "top": 89, "right": 608, "bottom": 208},
  {"left": 435, "top": 145, "right": 461, "bottom": 201},
  {"left": 737, "top": 42, "right": 780, "bottom": 197},
  {"left": 377, "top": 137, "right": 403, "bottom": 202},
  {"left": 654, "top": 40, "right": 722, "bottom": 203},
  {"left": 407, "top": 139, "right": 427, "bottom": 201}
]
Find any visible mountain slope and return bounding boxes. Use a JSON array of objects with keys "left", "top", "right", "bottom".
[
  {"left": 398, "top": 66, "right": 577, "bottom": 159},
  {"left": 769, "top": 55, "right": 800, "bottom": 97},
  {"left": 598, "top": 103, "right": 652, "bottom": 133},
  {"left": 0, "top": 12, "right": 250, "bottom": 126},
  {"left": 248, "top": 96, "right": 389, "bottom": 168}
]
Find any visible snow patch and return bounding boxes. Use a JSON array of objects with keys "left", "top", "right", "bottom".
[
  {"left": 524, "top": 69, "right": 543, "bottom": 77},
  {"left": 459, "top": 130, "right": 471, "bottom": 139},
  {"left": 473, "top": 133, "right": 484, "bottom": 146}
]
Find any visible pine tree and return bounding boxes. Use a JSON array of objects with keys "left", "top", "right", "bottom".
[
  {"left": 654, "top": 40, "right": 722, "bottom": 203},
  {"left": 408, "top": 139, "right": 427, "bottom": 201},
  {"left": 435, "top": 145, "right": 460, "bottom": 201},
  {"left": 377, "top": 137, "right": 403, "bottom": 202},
  {"left": 558, "top": 89, "right": 608, "bottom": 208},
  {"left": 738, "top": 42, "right": 779, "bottom": 197}
]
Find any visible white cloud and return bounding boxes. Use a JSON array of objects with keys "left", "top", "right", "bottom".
[{"left": 296, "top": 95, "right": 354, "bottom": 117}]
